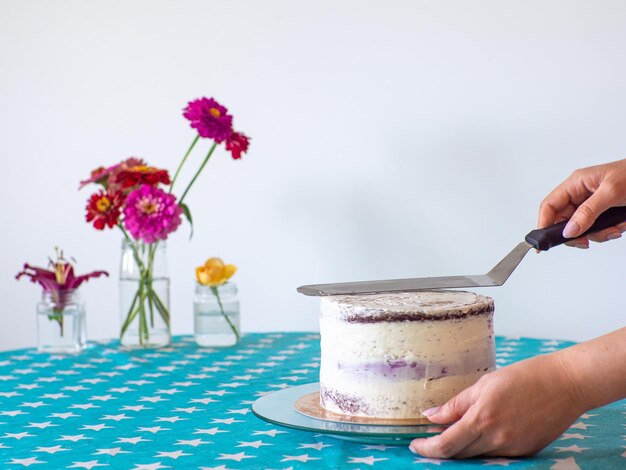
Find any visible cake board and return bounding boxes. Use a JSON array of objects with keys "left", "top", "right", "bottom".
[{"left": 251, "top": 382, "right": 446, "bottom": 445}]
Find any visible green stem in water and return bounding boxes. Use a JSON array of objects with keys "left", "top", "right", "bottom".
[
  {"left": 170, "top": 134, "right": 200, "bottom": 193},
  {"left": 211, "top": 285, "right": 240, "bottom": 343},
  {"left": 49, "top": 310, "right": 64, "bottom": 336},
  {"left": 178, "top": 142, "right": 218, "bottom": 206}
]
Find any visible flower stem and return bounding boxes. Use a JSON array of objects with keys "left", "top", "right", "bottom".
[
  {"left": 178, "top": 142, "right": 218, "bottom": 205},
  {"left": 170, "top": 134, "right": 200, "bottom": 193},
  {"left": 211, "top": 285, "right": 239, "bottom": 343}
]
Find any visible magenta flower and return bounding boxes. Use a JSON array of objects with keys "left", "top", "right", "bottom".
[
  {"left": 123, "top": 185, "right": 183, "bottom": 243},
  {"left": 225, "top": 131, "right": 250, "bottom": 160},
  {"left": 183, "top": 97, "right": 233, "bottom": 143},
  {"left": 16, "top": 249, "right": 109, "bottom": 312}
]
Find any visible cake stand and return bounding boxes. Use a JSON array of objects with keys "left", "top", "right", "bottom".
[{"left": 251, "top": 382, "right": 446, "bottom": 445}]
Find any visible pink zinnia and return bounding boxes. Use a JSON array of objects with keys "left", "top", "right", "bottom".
[
  {"left": 183, "top": 97, "right": 233, "bottom": 143},
  {"left": 225, "top": 131, "right": 250, "bottom": 160},
  {"left": 123, "top": 185, "right": 183, "bottom": 243}
]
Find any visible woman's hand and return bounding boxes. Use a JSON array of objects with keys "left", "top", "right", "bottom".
[
  {"left": 538, "top": 158, "right": 626, "bottom": 248},
  {"left": 409, "top": 328, "right": 626, "bottom": 459},
  {"left": 409, "top": 354, "right": 586, "bottom": 458}
]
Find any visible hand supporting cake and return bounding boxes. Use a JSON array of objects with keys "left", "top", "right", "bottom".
[{"left": 319, "top": 291, "right": 495, "bottom": 419}]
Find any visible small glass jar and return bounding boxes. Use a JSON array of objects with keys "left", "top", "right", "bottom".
[
  {"left": 36, "top": 289, "right": 86, "bottom": 353},
  {"left": 194, "top": 282, "right": 240, "bottom": 347}
]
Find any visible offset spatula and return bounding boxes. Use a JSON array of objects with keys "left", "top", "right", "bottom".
[{"left": 297, "top": 206, "right": 626, "bottom": 296}]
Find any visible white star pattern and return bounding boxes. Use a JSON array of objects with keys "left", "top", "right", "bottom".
[
  {"left": 360, "top": 444, "right": 391, "bottom": 451},
  {"left": 560, "top": 433, "right": 589, "bottom": 440},
  {"left": 71, "top": 403, "right": 99, "bottom": 410},
  {"left": 20, "top": 401, "right": 47, "bottom": 408},
  {"left": 0, "top": 333, "right": 616, "bottom": 468},
  {"left": 482, "top": 458, "right": 522, "bottom": 466},
  {"left": 131, "top": 464, "right": 170, "bottom": 470},
  {"left": 138, "top": 426, "right": 170, "bottom": 433},
  {"left": 116, "top": 436, "right": 151, "bottom": 444},
  {"left": 156, "top": 416, "right": 188, "bottom": 423},
  {"left": 189, "top": 397, "right": 218, "bottom": 405},
  {"left": 551, "top": 457, "right": 582, "bottom": 469},
  {"left": 173, "top": 406, "right": 202, "bottom": 414},
  {"left": 211, "top": 418, "right": 243, "bottom": 425},
  {"left": 216, "top": 452, "right": 255, "bottom": 462},
  {"left": 193, "top": 428, "right": 228, "bottom": 435},
  {"left": 154, "top": 450, "right": 190, "bottom": 459},
  {"left": 93, "top": 448, "right": 129, "bottom": 456},
  {"left": 346, "top": 456, "right": 387, "bottom": 465},
  {"left": 251, "top": 429, "right": 287, "bottom": 437},
  {"left": 100, "top": 413, "right": 132, "bottom": 421},
  {"left": 298, "top": 442, "right": 333, "bottom": 450},
  {"left": 175, "top": 439, "right": 211, "bottom": 447},
  {"left": 236, "top": 440, "right": 272, "bottom": 448},
  {"left": 67, "top": 460, "right": 107, "bottom": 469},
  {"left": 8, "top": 457, "right": 46, "bottom": 466},
  {"left": 570, "top": 422, "right": 596, "bottom": 430},
  {"left": 26, "top": 421, "right": 57, "bottom": 429},
  {"left": 121, "top": 405, "right": 151, "bottom": 412},
  {"left": 555, "top": 445, "right": 590, "bottom": 453},
  {"left": 81, "top": 424, "right": 112, "bottom": 431},
  {"left": 49, "top": 412, "right": 78, "bottom": 419},
  {"left": 1, "top": 410, "right": 26, "bottom": 416},
  {"left": 4, "top": 431, "right": 34, "bottom": 439},
  {"left": 225, "top": 408, "right": 251, "bottom": 415},
  {"left": 34, "top": 445, "right": 69, "bottom": 454},
  {"left": 58, "top": 434, "right": 92, "bottom": 442},
  {"left": 413, "top": 457, "right": 443, "bottom": 465}
]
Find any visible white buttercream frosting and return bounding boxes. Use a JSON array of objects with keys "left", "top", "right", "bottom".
[{"left": 319, "top": 290, "right": 495, "bottom": 419}]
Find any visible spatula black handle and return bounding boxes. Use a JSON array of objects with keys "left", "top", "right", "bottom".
[{"left": 525, "top": 206, "right": 626, "bottom": 251}]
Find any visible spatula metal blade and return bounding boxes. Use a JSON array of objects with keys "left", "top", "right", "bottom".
[{"left": 297, "top": 241, "right": 532, "bottom": 296}]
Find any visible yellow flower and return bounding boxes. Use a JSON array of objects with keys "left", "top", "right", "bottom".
[{"left": 195, "top": 257, "right": 237, "bottom": 287}]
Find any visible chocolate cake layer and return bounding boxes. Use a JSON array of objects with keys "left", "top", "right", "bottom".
[{"left": 321, "top": 290, "right": 494, "bottom": 324}]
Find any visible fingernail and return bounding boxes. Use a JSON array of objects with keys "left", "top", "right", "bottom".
[
  {"left": 574, "top": 244, "right": 589, "bottom": 249},
  {"left": 409, "top": 445, "right": 417, "bottom": 454},
  {"left": 423, "top": 407, "right": 440, "bottom": 417},
  {"left": 606, "top": 233, "right": 622, "bottom": 240},
  {"left": 563, "top": 220, "right": 580, "bottom": 238}
]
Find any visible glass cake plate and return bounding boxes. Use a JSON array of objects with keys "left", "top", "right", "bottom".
[{"left": 251, "top": 382, "right": 446, "bottom": 445}]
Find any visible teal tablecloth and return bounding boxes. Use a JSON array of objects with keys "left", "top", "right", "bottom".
[{"left": 0, "top": 333, "right": 623, "bottom": 469}]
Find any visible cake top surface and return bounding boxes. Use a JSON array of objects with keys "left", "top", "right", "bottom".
[{"left": 320, "top": 290, "right": 493, "bottom": 321}]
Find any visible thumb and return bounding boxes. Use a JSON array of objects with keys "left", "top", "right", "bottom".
[
  {"left": 563, "top": 185, "right": 615, "bottom": 238},
  {"left": 423, "top": 388, "right": 475, "bottom": 424}
]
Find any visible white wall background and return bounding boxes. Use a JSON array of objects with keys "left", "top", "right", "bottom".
[{"left": 0, "top": 0, "right": 624, "bottom": 350}]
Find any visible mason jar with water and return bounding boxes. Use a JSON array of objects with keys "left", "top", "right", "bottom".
[
  {"left": 37, "top": 289, "right": 87, "bottom": 353},
  {"left": 194, "top": 282, "right": 240, "bottom": 347},
  {"left": 119, "top": 239, "right": 171, "bottom": 348}
]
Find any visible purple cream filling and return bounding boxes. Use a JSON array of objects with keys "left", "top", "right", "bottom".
[{"left": 333, "top": 355, "right": 491, "bottom": 380}]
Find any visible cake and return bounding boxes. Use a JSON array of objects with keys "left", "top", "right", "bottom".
[{"left": 319, "top": 290, "right": 495, "bottom": 419}]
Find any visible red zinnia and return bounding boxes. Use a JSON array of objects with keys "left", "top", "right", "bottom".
[
  {"left": 225, "top": 131, "right": 250, "bottom": 160},
  {"left": 85, "top": 190, "right": 123, "bottom": 230},
  {"left": 111, "top": 165, "right": 171, "bottom": 191},
  {"left": 79, "top": 157, "right": 145, "bottom": 189}
]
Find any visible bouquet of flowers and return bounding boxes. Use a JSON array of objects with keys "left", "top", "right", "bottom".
[{"left": 80, "top": 97, "right": 250, "bottom": 347}]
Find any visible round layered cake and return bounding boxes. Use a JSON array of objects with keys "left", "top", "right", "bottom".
[{"left": 319, "top": 290, "right": 495, "bottom": 419}]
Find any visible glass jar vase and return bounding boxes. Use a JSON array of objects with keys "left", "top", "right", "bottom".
[
  {"left": 194, "top": 282, "right": 240, "bottom": 347},
  {"left": 119, "top": 239, "right": 171, "bottom": 348},
  {"left": 36, "top": 289, "right": 86, "bottom": 353}
]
